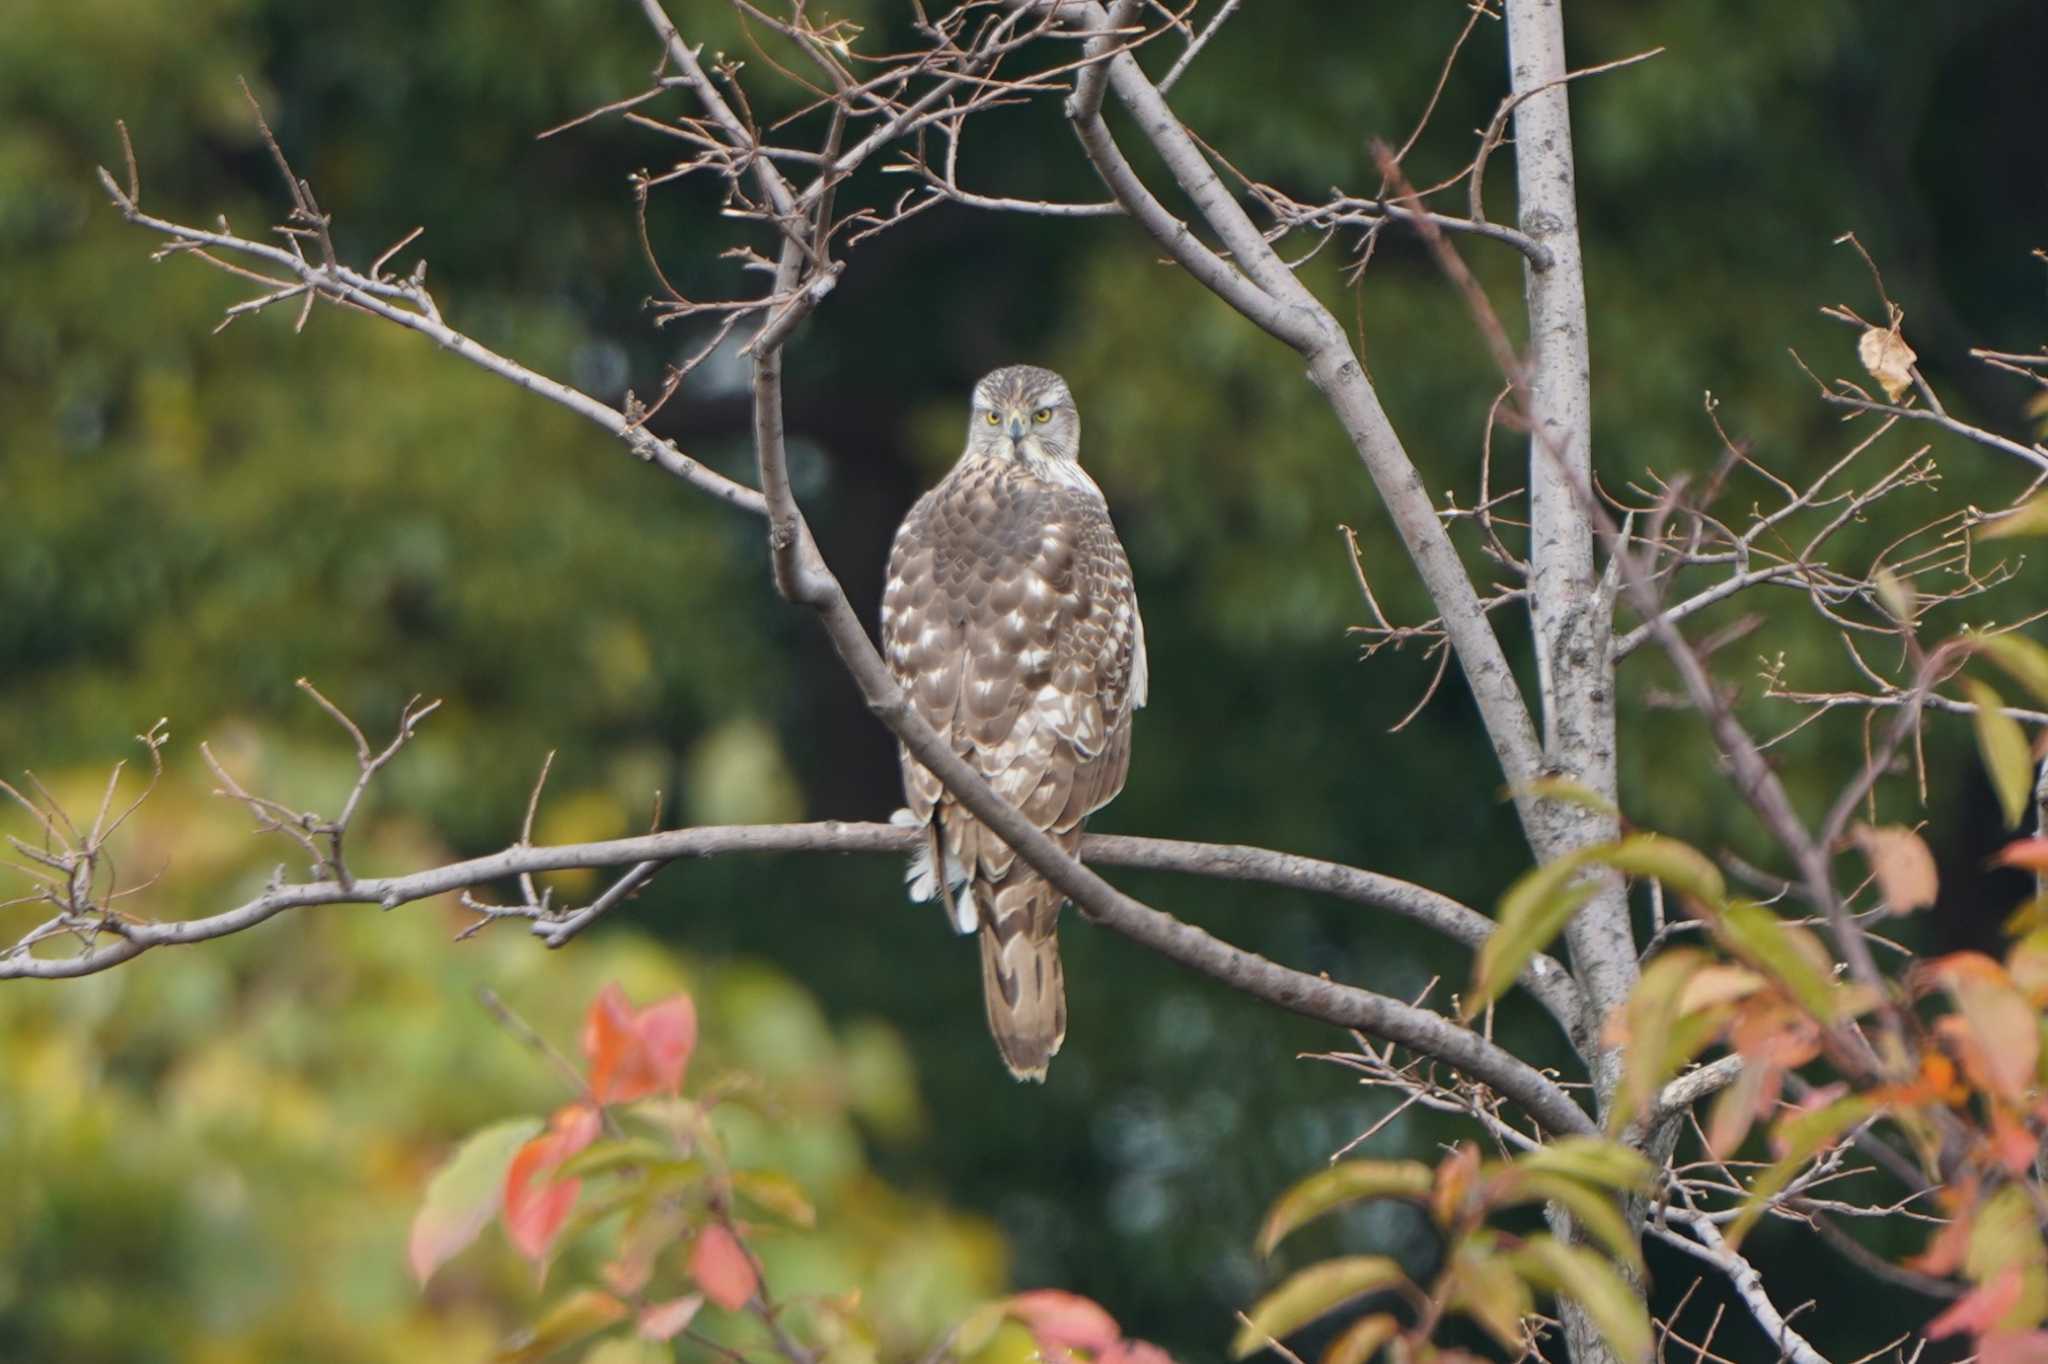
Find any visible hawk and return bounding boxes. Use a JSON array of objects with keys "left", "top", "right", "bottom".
[{"left": 881, "top": 365, "right": 1147, "bottom": 1081}]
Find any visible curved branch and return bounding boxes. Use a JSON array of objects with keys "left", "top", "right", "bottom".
[{"left": 0, "top": 818, "right": 1587, "bottom": 1127}]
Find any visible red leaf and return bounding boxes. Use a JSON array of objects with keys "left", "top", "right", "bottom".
[
  {"left": 638, "top": 1294, "right": 704, "bottom": 1342},
  {"left": 1004, "top": 1290, "right": 1122, "bottom": 1354},
  {"left": 1983, "top": 1331, "right": 2048, "bottom": 1364},
  {"left": 1991, "top": 1110, "right": 2041, "bottom": 1176},
  {"left": 502, "top": 1104, "right": 600, "bottom": 1263},
  {"left": 1996, "top": 839, "right": 2048, "bottom": 873},
  {"left": 583, "top": 982, "right": 698, "bottom": 1104},
  {"left": 1927, "top": 1266, "right": 2025, "bottom": 1339},
  {"left": 690, "top": 1224, "right": 759, "bottom": 1311}
]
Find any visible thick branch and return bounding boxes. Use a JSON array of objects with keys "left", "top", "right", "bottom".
[
  {"left": 1048, "top": 0, "right": 1554, "bottom": 853},
  {"left": 1503, "top": 0, "right": 1635, "bottom": 1084}
]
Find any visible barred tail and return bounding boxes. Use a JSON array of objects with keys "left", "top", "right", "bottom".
[{"left": 975, "top": 875, "right": 1067, "bottom": 1082}]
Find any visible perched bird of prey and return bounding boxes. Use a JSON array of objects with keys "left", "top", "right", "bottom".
[{"left": 882, "top": 366, "right": 1147, "bottom": 1081}]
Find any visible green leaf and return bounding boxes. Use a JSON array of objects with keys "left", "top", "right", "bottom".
[
  {"left": 1726, "top": 1094, "right": 1876, "bottom": 1247},
  {"left": 1317, "top": 1312, "right": 1402, "bottom": 1364},
  {"left": 733, "top": 1169, "right": 817, "bottom": 1229},
  {"left": 1231, "top": 1257, "right": 1409, "bottom": 1359},
  {"left": 1255, "top": 1161, "right": 1434, "bottom": 1256},
  {"left": 556, "top": 1139, "right": 705, "bottom": 1191},
  {"left": 1967, "top": 679, "right": 2037, "bottom": 830},
  {"left": 1597, "top": 833, "right": 1725, "bottom": 906},
  {"left": 1506, "top": 1136, "right": 1655, "bottom": 1195},
  {"left": 408, "top": 1116, "right": 543, "bottom": 1287},
  {"left": 1966, "top": 1185, "right": 2048, "bottom": 1284},
  {"left": 1981, "top": 493, "right": 2048, "bottom": 539},
  {"left": 1714, "top": 901, "right": 1840, "bottom": 1022},
  {"left": 1470, "top": 835, "right": 1726, "bottom": 1021},
  {"left": 1976, "top": 634, "right": 2048, "bottom": 708},
  {"left": 1509, "top": 776, "right": 1620, "bottom": 818},
  {"left": 1606, "top": 949, "right": 1718, "bottom": 1128},
  {"left": 1507, "top": 1236, "right": 1650, "bottom": 1363},
  {"left": 495, "top": 1288, "right": 630, "bottom": 1363},
  {"left": 1489, "top": 1172, "right": 1644, "bottom": 1275},
  {"left": 1467, "top": 861, "right": 1596, "bottom": 1020}
]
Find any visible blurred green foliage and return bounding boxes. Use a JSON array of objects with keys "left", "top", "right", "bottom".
[{"left": 4, "top": 1, "right": 2047, "bottom": 1360}]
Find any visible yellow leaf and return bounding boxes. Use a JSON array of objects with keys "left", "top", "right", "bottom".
[
  {"left": 1231, "top": 1258, "right": 1410, "bottom": 1359},
  {"left": 1982, "top": 492, "right": 2048, "bottom": 540},
  {"left": 1976, "top": 634, "right": 2048, "bottom": 708},
  {"left": 1254, "top": 1160, "right": 1433, "bottom": 1256},
  {"left": 1966, "top": 680, "right": 2035, "bottom": 829}
]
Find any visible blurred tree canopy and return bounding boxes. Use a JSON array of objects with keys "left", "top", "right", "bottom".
[{"left": 4, "top": 1, "right": 2046, "bottom": 1359}]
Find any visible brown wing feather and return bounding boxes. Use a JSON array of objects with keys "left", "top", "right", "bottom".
[{"left": 883, "top": 452, "right": 1143, "bottom": 1079}]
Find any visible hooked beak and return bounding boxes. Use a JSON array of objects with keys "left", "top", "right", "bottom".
[{"left": 1006, "top": 415, "right": 1027, "bottom": 441}]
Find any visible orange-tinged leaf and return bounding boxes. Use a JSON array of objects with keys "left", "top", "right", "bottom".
[
  {"left": 1675, "top": 964, "right": 1765, "bottom": 1014},
  {"left": 409, "top": 1117, "right": 542, "bottom": 1286},
  {"left": 502, "top": 1104, "right": 601, "bottom": 1264},
  {"left": 1998, "top": 840, "right": 2048, "bottom": 874},
  {"left": 1447, "top": 1239, "right": 1535, "bottom": 1350},
  {"left": 1928, "top": 1267, "right": 2027, "bottom": 1340},
  {"left": 638, "top": 1295, "right": 703, "bottom": 1342},
  {"left": 1991, "top": 1110, "right": 2040, "bottom": 1176},
  {"left": 690, "top": 1224, "right": 759, "bottom": 1312},
  {"left": 1704, "top": 1061, "right": 1776, "bottom": 1159},
  {"left": 1317, "top": 1313, "right": 1402, "bottom": 1364},
  {"left": 1927, "top": 953, "right": 2039, "bottom": 1100},
  {"left": 1852, "top": 823, "right": 1939, "bottom": 913},
  {"left": 584, "top": 982, "right": 699, "bottom": 1105},
  {"left": 1431, "top": 1143, "right": 1481, "bottom": 1228},
  {"left": 1005, "top": 1290, "right": 1121, "bottom": 1353}
]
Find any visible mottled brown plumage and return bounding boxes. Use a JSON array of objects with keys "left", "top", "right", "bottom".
[{"left": 881, "top": 366, "right": 1146, "bottom": 1081}]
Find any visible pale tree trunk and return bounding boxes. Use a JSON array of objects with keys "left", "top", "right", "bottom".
[{"left": 1505, "top": 3, "right": 1636, "bottom": 1359}]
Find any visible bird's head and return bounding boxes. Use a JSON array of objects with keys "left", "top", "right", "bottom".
[{"left": 968, "top": 364, "right": 1079, "bottom": 466}]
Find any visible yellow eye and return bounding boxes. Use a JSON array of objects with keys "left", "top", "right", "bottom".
[
  {"left": 984, "top": 411, "right": 1000, "bottom": 425},
  {"left": 1033, "top": 408, "right": 1052, "bottom": 423}
]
